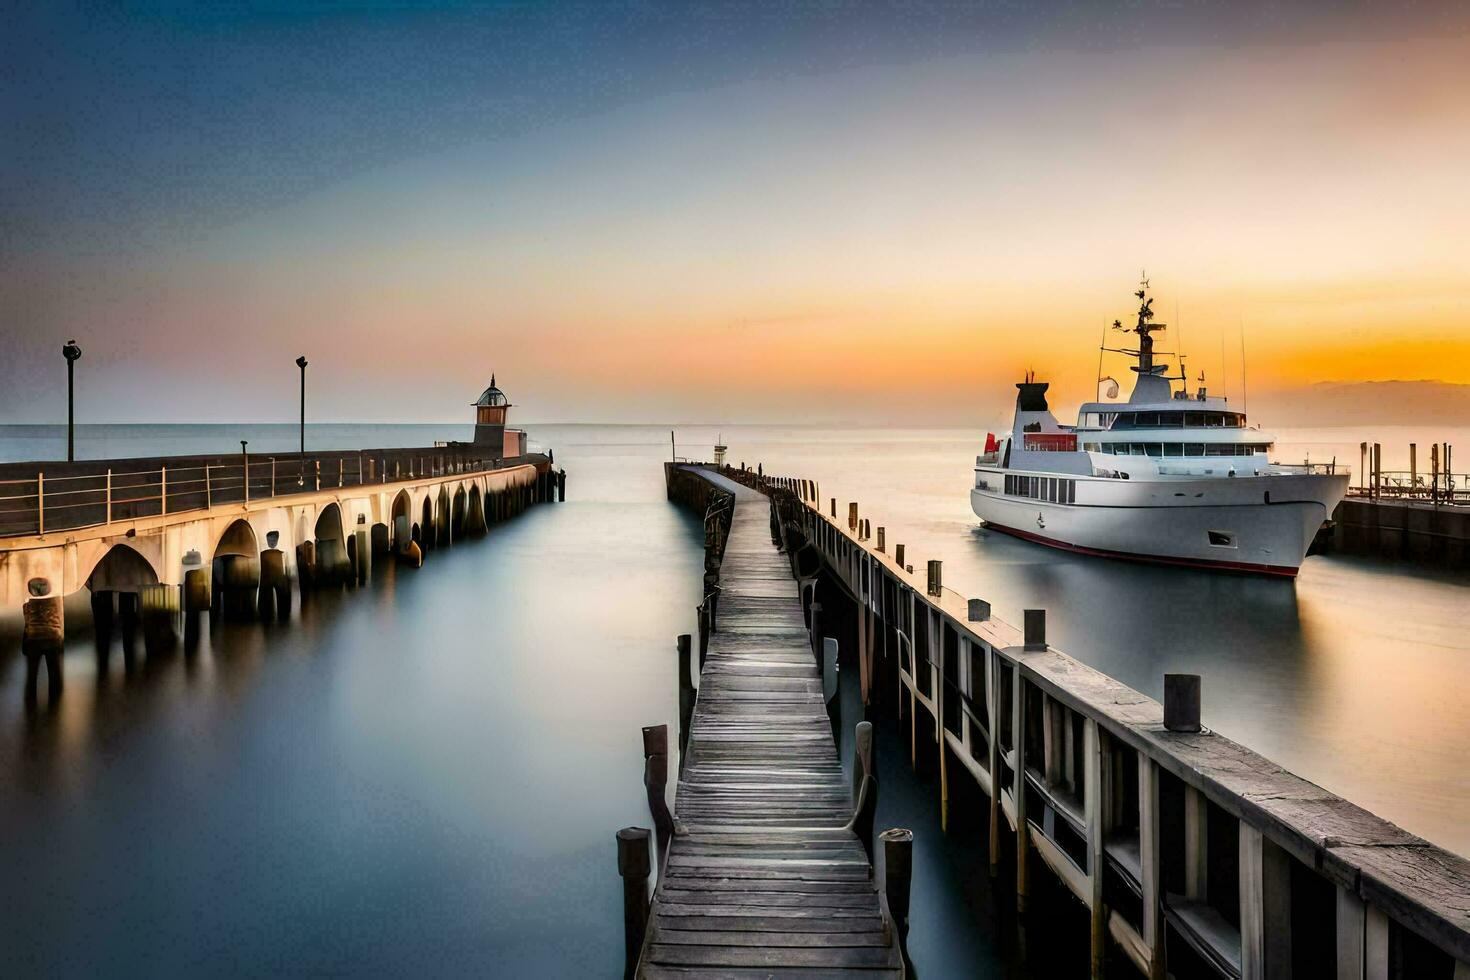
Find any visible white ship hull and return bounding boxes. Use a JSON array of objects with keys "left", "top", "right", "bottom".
[{"left": 970, "top": 469, "right": 1349, "bottom": 576}]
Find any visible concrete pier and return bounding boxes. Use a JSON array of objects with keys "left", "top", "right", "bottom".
[{"left": 684, "top": 464, "right": 1470, "bottom": 980}]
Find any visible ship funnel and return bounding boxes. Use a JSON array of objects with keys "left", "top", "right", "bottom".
[{"left": 1015, "top": 380, "right": 1050, "bottom": 412}]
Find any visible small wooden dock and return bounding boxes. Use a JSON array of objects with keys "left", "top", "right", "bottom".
[{"left": 639, "top": 470, "right": 903, "bottom": 978}]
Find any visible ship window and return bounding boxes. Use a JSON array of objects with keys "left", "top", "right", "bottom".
[
  {"left": 1164, "top": 443, "right": 1183, "bottom": 457},
  {"left": 1185, "top": 443, "right": 1205, "bottom": 456},
  {"left": 1208, "top": 531, "right": 1237, "bottom": 548},
  {"left": 1146, "top": 443, "right": 1164, "bottom": 457},
  {"left": 1206, "top": 443, "right": 1234, "bottom": 456},
  {"left": 1048, "top": 479, "right": 1058, "bottom": 503}
]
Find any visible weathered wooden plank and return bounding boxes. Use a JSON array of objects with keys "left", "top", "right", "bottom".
[{"left": 640, "top": 472, "right": 900, "bottom": 978}]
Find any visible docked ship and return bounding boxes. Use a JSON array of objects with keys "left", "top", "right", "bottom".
[{"left": 970, "top": 280, "right": 1348, "bottom": 576}]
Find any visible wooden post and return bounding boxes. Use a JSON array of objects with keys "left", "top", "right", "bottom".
[
  {"left": 677, "top": 634, "right": 695, "bottom": 765},
  {"left": 852, "top": 720, "right": 874, "bottom": 806},
  {"left": 877, "top": 526, "right": 885, "bottom": 552},
  {"left": 1337, "top": 887, "right": 1365, "bottom": 979},
  {"left": 881, "top": 828, "right": 914, "bottom": 969},
  {"left": 1240, "top": 823, "right": 1293, "bottom": 980},
  {"left": 1014, "top": 663, "right": 1030, "bottom": 912},
  {"left": 894, "top": 543, "right": 905, "bottom": 569},
  {"left": 1184, "top": 785, "right": 1207, "bottom": 901},
  {"left": 830, "top": 497, "right": 836, "bottom": 518},
  {"left": 848, "top": 501, "right": 858, "bottom": 531},
  {"left": 1086, "top": 719, "right": 1107, "bottom": 979},
  {"left": 642, "top": 725, "right": 675, "bottom": 882},
  {"left": 987, "top": 646, "right": 1002, "bottom": 878},
  {"left": 203, "top": 464, "right": 209, "bottom": 509},
  {"left": 616, "top": 827, "right": 652, "bottom": 980},
  {"left": 809, "top": 601, "right": 823, "bottom": 664},
  {"left": 927, "top": 559, "right": 942, "bottom": 597},
  {"left": 1139, "top": 756, "right": 1164, "bottom": 978}
]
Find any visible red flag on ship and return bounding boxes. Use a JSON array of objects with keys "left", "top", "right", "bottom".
[{"left": 983, "top": 432, "right": 999, "bottom": 454}]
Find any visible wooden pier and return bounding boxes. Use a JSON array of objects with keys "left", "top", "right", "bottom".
[
  {"left": 639, "top": 469, "right": 904, "bottom": 977},
  {"left": 658, "top": 464, "right": 1470, "bottom": 980}
]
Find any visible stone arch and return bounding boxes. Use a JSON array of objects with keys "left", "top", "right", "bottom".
[
  {"left": 314, "top": 502, "right": 351, "bottom": 585},
  {"left": 420, "top": 495, "right": 434, "bottom": 550},
  {"left": 436, "top": 486, "right": 452, "bottom": 547},
  {"left": 391, "top": 489, "right": 413, "bottom": 552},
  {"left": 212, "top": 518, "right": 260, "bottom": 619},
  {"left": 85, "top": 544, "right": 161, "bottom": 594},
  {"left": 452, "top": 485, "right": 467, "bottom": 537},
  {"left": 214, "top": 518, "right": 258, "bottom": 558},
  {"left": 466, "top": 484, "right": 485, "bottom": 535}
]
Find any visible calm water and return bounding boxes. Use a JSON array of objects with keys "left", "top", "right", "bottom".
[{"left": 1, "top": 423, "right": 1466, "bottom": 978}]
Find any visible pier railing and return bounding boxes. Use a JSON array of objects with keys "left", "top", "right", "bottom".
[
  {"left": 697, "top": 464, "right": 1470, "bottom": 980},
  {"left": 0, "top": 447, "right": 519, "bottom": 538}
]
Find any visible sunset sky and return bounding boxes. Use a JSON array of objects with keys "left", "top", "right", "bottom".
[{"left": 3, "top": 2, "right": 1469, "bottom": 426}]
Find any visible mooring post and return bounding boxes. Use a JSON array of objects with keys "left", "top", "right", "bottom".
[
  {"left": 1024, "top": 608, "right": 1046, "bottom": 650},
  {"left": 616, "top": 827, "right": 652, "bottom": 980},
  {"left": 881, "top": 828, "right": 914, "bottom": 969},
  {"left": 1164, "top": 673, "right": 1202, "bottom": 732},
  {"left": 677, "top": 634, "right": 695, "bottom": 764}
]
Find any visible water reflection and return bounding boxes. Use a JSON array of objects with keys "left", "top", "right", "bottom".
[{"left": 0, "top": 449, "right": 704, "bottom": 977}]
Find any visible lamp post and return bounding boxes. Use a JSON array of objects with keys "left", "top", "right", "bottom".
[
  {"left": 296, "top": 356, "right": 308, "bottom": 485},
  {"left": 62, "top": 340, "right": 81, "bottom": 462}
]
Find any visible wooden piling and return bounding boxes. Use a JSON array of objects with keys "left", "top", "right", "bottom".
[
  {"left": 139, "top": 583, "right": 179, "bottom": 655},
  {"left": 881, "top": 828, "right": 914, "bottom": 967},
  {"left": 641, "top": 725, "right": 675, "bottom": 882},
  {"left": 616, "top": 827, "right": 652, "bottom": 980},
  {"left": 677, "top": 634, "right": 695, "bottom": 765}
]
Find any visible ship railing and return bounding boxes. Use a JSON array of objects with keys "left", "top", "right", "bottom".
[{"left": 1269, "top": 462, "right": 1346, "bottom": 477}]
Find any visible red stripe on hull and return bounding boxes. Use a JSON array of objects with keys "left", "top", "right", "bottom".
[{"left": 982, "top": 522, "right": 1300, "bottom": 578}]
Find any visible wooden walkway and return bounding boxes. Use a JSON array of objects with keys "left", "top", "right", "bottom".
[{"left": 639, "top": 470, "right": 902, "bottom": 978}]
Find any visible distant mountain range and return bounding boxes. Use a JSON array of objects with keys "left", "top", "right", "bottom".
[{"left": 1252, "top": 381, "right": 1470, "bottom": 427}]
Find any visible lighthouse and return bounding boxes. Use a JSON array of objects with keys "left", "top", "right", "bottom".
[{"left": 472, "top": 375, "right": 512, "bottom": 456}]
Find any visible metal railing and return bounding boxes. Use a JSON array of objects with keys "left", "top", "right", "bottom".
[{"left": 0, "top": 447, "right": 519, "bottom": 538}]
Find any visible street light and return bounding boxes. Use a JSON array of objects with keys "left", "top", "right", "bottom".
[
  {"left": 62, "top": 340, "right": 81, "bottom": 462},
  {"left": 295, "top": 356, "right": 308, "bottom": 455},
  {"left": 296, "top": 356, "right": 308, "bottom": 485}
]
